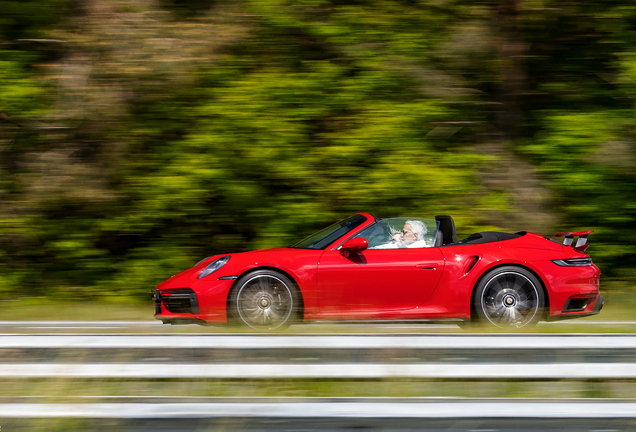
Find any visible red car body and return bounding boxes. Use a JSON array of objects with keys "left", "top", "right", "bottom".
[{"left": 153, "top": 213, "right": 602, "bottom": 327}]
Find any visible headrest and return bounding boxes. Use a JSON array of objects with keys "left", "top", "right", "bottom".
[{"left": 435, "top": 215, "right": 458, "bottom": 245}]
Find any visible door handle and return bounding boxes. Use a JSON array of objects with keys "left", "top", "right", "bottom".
[{"left": 416, "top": 264, "right": 437, "bottom": 270}]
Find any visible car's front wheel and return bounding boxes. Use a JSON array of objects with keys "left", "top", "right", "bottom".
[
  {"left": 229, "top": 270, "right": 299, "bottom": 331},
  {"left": 473, "top": 266, "right": 545, "bottom": 329}
]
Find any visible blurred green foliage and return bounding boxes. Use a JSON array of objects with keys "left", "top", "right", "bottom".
[{"left": 1, "top": 0, "right": 636, "bottom": 300}]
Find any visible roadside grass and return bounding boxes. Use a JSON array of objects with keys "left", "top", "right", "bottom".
[
  {"left": 0, "top": 379, "right": 635, "bottom": 400},
  {"left": 0, "top": 298, "right": 150, "bottom": 321}
]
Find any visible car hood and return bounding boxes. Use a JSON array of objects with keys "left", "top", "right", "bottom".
[{"left": 156, "top": 247, "right": 315, "bottom": 290}]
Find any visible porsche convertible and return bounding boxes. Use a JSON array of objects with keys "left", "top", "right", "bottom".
[{"left": 152, "top": 213, "right": 602, "bottom": 330}]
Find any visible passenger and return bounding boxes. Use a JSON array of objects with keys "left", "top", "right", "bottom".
[{"left": 373, "top": 220, "right": 428, "bottom": 249}]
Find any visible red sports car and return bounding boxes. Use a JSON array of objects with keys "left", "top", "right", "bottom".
[{"left": 152, "top": 213, "right": 602, "bottom": 330}]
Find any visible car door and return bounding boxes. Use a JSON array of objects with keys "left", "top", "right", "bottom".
[{"left": 316, "top": 246, "right": 445, "bottom": 316}]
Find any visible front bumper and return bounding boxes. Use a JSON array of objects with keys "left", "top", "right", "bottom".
[
  {"left": 152, "top": 288, "right": 204, "bottom": 324},
  {"left": 153, "top": 288, "right": 199, "bottom": 314},
  {"left": 152, "top": 277, "right": 234, "bottom": 324}
]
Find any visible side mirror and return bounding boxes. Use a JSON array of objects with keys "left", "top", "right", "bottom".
[{"left": 340, "top": 237, "right": 368, "bottom": 253}]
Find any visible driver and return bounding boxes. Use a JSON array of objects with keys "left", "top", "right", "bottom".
[{"left": 373, "top": 220, "right": 428, "bottom": 249}]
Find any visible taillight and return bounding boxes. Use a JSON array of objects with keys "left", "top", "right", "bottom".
[{"left": 552, "top": 258, "right": 593, "bottom": 267}]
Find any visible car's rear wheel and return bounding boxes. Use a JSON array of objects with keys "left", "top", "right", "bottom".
[
  {"left": 473, "top": 266, "right": 545, "bottom": 329},
  {"left": 229, "top": 270, "right": 299, "bottom": 331}
]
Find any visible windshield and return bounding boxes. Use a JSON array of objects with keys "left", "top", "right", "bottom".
[
  {"left": 291, "top": 215, "right": 368, "bottom": 250},
  {"left": 352, "top": 218, "right": 439, "bottom": 249}
]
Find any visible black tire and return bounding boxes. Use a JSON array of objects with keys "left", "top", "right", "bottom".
[
  {"left": 228, "top": 270, "right": 300, "bottom": 331},
  {"left": 473, "top": 266, "right": 545, "bottom": 329}
]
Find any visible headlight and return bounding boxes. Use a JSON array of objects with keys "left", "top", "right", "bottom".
[
  {"left": 552, "top": 258, "right": 593, "bottom": 267},
  {"left": 198, "top": 255, "right": 230, "bottom": 279}
]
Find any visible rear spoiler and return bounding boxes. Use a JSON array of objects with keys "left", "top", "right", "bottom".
[{"left": 554, "top": 230, "right": 593, "bottom": 253}]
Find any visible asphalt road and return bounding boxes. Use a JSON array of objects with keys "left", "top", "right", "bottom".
[{"left": 0, "top": 319, "right": 635, "bottom": 330}]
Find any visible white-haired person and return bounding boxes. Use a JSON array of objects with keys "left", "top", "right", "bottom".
[{"left": 374, "top": 220, "right": 428, "bottom": 249}]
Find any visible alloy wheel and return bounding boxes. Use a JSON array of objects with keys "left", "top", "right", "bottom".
[
  {"left": 480, "top": 271, "right": 541, "bottom": 328},
  {"left": 236, "top": 274, "right": 294, "bottom": 330}
]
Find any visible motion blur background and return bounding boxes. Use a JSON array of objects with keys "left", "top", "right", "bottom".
[{"left": 1, "top": 0, "right": 635, "bottom": 303}]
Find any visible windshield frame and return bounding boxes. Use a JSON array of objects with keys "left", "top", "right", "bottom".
[{"left": 290, "top": 214, "right": 371, "bottom": 250}]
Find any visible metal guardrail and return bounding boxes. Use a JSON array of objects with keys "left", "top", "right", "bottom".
[
  {"left": 0, "top": 400, "right": 635, "bottom": 418},
  {"left": 3, "top": 334, "right": 636, "bottom": 349},
  {"left": 3, "top": 334, "right": 636, "bottom": 379},
  {"left": 1, "top": 362, "right": 636, "bottom": 379},
  {"left": 2, "top": 332, "right": 635, "bottom": 430}
]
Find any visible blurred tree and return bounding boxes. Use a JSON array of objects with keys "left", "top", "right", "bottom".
[
  {"left": 0, "top": 0, "right": 68, "bottom": 41},
  {"left": 1, "top": 0, "right": 636, "bottom": 300}
]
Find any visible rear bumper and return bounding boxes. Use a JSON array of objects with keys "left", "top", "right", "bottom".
[{"left": 547, "top": 294, "right": 604, "bottom": 322}]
